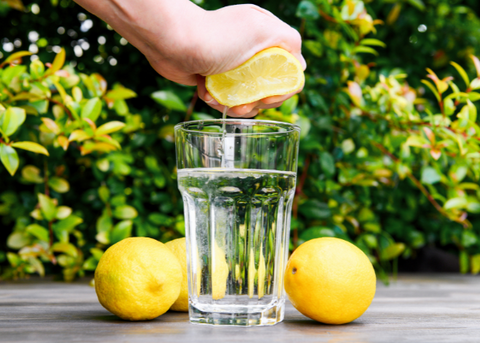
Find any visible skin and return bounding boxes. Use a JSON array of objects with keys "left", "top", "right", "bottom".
[{"left": 73, "top": 0, "right": 306, "bottom": 118}]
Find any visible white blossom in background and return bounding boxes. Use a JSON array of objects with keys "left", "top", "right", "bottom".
[
  {"left": 29, "top": 44, "right": 38, "bottom": 54},
  {"left": 74, "top": 45, "right": 83, "bottom": 57},
  {"left": 3, "top": 42, "right": 14, "bottom": 52},
  {"left": 28, "top": 31, "right": 39, "bottom": 42},
  {"left": 80, "top": 19, "right": 93, "bottom": 32},
  {"left": 31, "top": 3, "right": 40, "bottom": 14}
]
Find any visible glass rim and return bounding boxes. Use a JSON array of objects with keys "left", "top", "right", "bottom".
[{"left": 174, "top": 119, "right": 301, "bottom": 136}]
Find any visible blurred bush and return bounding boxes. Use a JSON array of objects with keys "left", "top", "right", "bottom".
[{"left": 1, "top": 0, "right": 480, "bottom": 281}]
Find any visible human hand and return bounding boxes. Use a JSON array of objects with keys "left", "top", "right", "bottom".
[
  {"left": 144, "top": 4, "right": 306, "bottom": 118},
  {"left": 196, "top": 5, "right": 307, "bottom": 118}
]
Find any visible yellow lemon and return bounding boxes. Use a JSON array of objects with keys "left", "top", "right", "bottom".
[
  {"left": 284, "top": 237, "right": 376, "bottom": 325},
  {"left": 165, "top": 237, "right": 200, "bottom": 312},
  {"left": 165, "top": 237, "right": 229, "bottom": 308},
  {"left": 248, "top": 246, "right": 266, "bottom": 299},
  {"left": 206, "top": 47, "right": 304, "bottom": 107},
  {"left": 212, "top": 240, "right": 229, "bottom": 300},
  {"left": 95, "top": 237, "right": 182, "bottom": 321}
]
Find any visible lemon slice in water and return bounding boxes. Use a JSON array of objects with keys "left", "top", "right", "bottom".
[{"left": 205, "top": 47, "right": 304, "bottom": 107}]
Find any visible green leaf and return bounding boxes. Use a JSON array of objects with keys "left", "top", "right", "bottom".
[
  {"left": 364, "top": 223, "right": 381, "bottom": 233},
  {"left": 360, "top": 38, "right": 386, "bottom": 48},
  {"left": 0, "top": 144, "right": 19, "bottom": 176},
  {"left": 280, "top": 95, "right": 298, "bottom": 115},
  {"left": 319, "top": 151, "right": 335, "bottom": 177},
  {"left": 296, "top": 0, "right": 319, "bottom": 20},
  {"left": 175, "top": 218, "right": 185, "bottom": 235},
  {"left": 56, "top": 206, "right": 72, "bottom": 219},
  {"left": 7, "top": 232, "right": 30, "bottom": 249},
  {"left": 11, "top": 141, "right": 49, "bottom": 156},
  {"left": 51, "top": 242, "right": 77, "bottom": 257},
  {"left": 105, "top": 88, "right": 137, "bottom": 100},
  {"left": 151, "top": 91, "right": 186, "bottom": 112},
  {"left": 471, "top": 254, "right": 480, "bottom": 274},
  {"left": 444, "top": 197, "right": 468, "bottom": 210},
  {"left": 38, "top": 193, "right": 57, "bottom": 221},
  {"left": 2, "top": 65, "right": 26, "bottom": 86},
  {"left": 148, "top": 213, "right": 170, "bottom": 225},
  {"left": 1, "top": 51, "right": 32, "bottom": 67},
  {"left": 29, "top": 100, "right": 49, "bottom": 114},
  {"left": 298, "top": 200, "right": 331, "bottom": 219},
  {"left": 0, "top": 107, "right": 26, "bottom": 136},
  {"left": 352, "top": 46, "right": 378, "bottom": 56},
  {"left": 460, "top": 251, "right": 469, "bottom": 274},
  {"left": 421, "top": 80, "right": 441, "bottom": 102},
  {"left": 98, "top": 186, "right": 110, "bottom": 203},
  {"left": 300, "top": 227, "right": 335, "bottom": 242},
  {"left": 450, "top": 164, "right": 468, "bottom": 183},
  {"left": 110, "top": 220, "right": 133, "bottom": 244},
  {"left": 96, "top": 121, "right": 126, "bottom": 136},
  {"left": 96, "top": 213, "right": 113, "bottom": 233},
  {"left": 468, "top": 92, "right": 480, "bottom": 102},
  {"left": 113, "top": 205, "right": 138, "bottom": 219},
  {"left": 53, "top": 215, "right": 83, "bottom": 233},
  {"left": 444, "top": 92, "right": 469, "bottom": 102},
  {"left": 450, "top": 61, "right": 470, "bottom": 88},
  {"left": 44, "top": 48, "right": 66, "bottom": 77},
  {"left": 467, "top": 99, "right": 477, "bottom": 122},
  {"left": 83, "top": 256, "right": 98, "bottom": 271},
  {"left": 6, "top": 252, "right": 21, "bottom": 267},
  {"left": 406, "top": 135, "right": 429, "bottom": 148},
  {"left": 26, "top": 224, "right": 49, "bottom": 242},
  {"left": 380, "top": 243, "right": 405, "bottom": 260},
  {"left": 81, "top": 97, "right": 102, "bottom": 122},
  {"left": 341, "top": 138, "right": 355, "bottom": 154},
  {"left": 22, "top": 165, "right": 43, "bottom": 183},
  {"left": 462, "top": 230, "right": 477, "bottom": 247},
  {"left": 421, "top": 167, "right": 441, "bottom": 185},
  {"left": 48, "top": 177, "right": 70, "bottom": 193},
  {"left": 406, "top": 0, "right": 425, "bottom": 10},
  {"left": 154, "top": 174, "right": 166, "bottom": 188},
  {"left": 470, "top": 78, "right": 480, "bottom": 90},
  {"left": 72, "top": 86, "right": 83, "bottom": 102},
  {"left": 27, "top": 256, "right": 45, "bottom": 277},
  {"left": 90, "top": 248, "right": 104, "bottom": 260},
  {"left": 303, "top": 40, "right": 323, "bottom": 57}
]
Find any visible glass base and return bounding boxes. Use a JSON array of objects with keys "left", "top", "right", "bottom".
[{"left": 188, "top": 300, "right": 285, "bottom": 326}]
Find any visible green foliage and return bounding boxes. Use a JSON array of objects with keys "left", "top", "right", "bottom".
[{"left": 2, "top": 0, "right": 480, "bottom": 281}]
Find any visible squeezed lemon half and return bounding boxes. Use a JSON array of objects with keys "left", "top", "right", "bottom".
[{"left": 205, "top": 47, "right": 305, "bottom": 107}]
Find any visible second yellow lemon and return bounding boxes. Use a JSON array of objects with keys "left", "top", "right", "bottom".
[
  {"left": 284, "top": 237, "right": 376, "bottom": 325},
  {"left": 95, "top": 237, "right": 182, "bottom": 321},
  {"left": 165, "top": 237, "right": 229, "bottom": 311},
  {"left": 205, "top": 47, "right": 304, "bottom": 107}
]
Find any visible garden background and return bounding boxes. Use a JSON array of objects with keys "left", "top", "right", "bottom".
[{"left": 1, "top": 0, "right": 480, "bottom": 282}]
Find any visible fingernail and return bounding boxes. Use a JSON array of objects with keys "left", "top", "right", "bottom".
[{"left": 204, "top": 93, "right": 219, "bottom": 106}]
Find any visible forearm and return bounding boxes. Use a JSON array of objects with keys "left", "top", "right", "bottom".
[{"left": 73, "top": 0, "right": 204, "bottom": 61}]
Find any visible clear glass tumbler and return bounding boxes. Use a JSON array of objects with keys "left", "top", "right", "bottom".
[{"left": 174, "top": 119, "right": 300, "bottom": 326}]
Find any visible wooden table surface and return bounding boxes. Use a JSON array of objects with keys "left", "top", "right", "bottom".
[{"left": 1, "top": 274, "right": 479, "bottom": 343}]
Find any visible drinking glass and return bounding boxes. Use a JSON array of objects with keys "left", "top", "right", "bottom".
[{"left": 174, "top": 119, "right": 300, "bottom": 326}]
